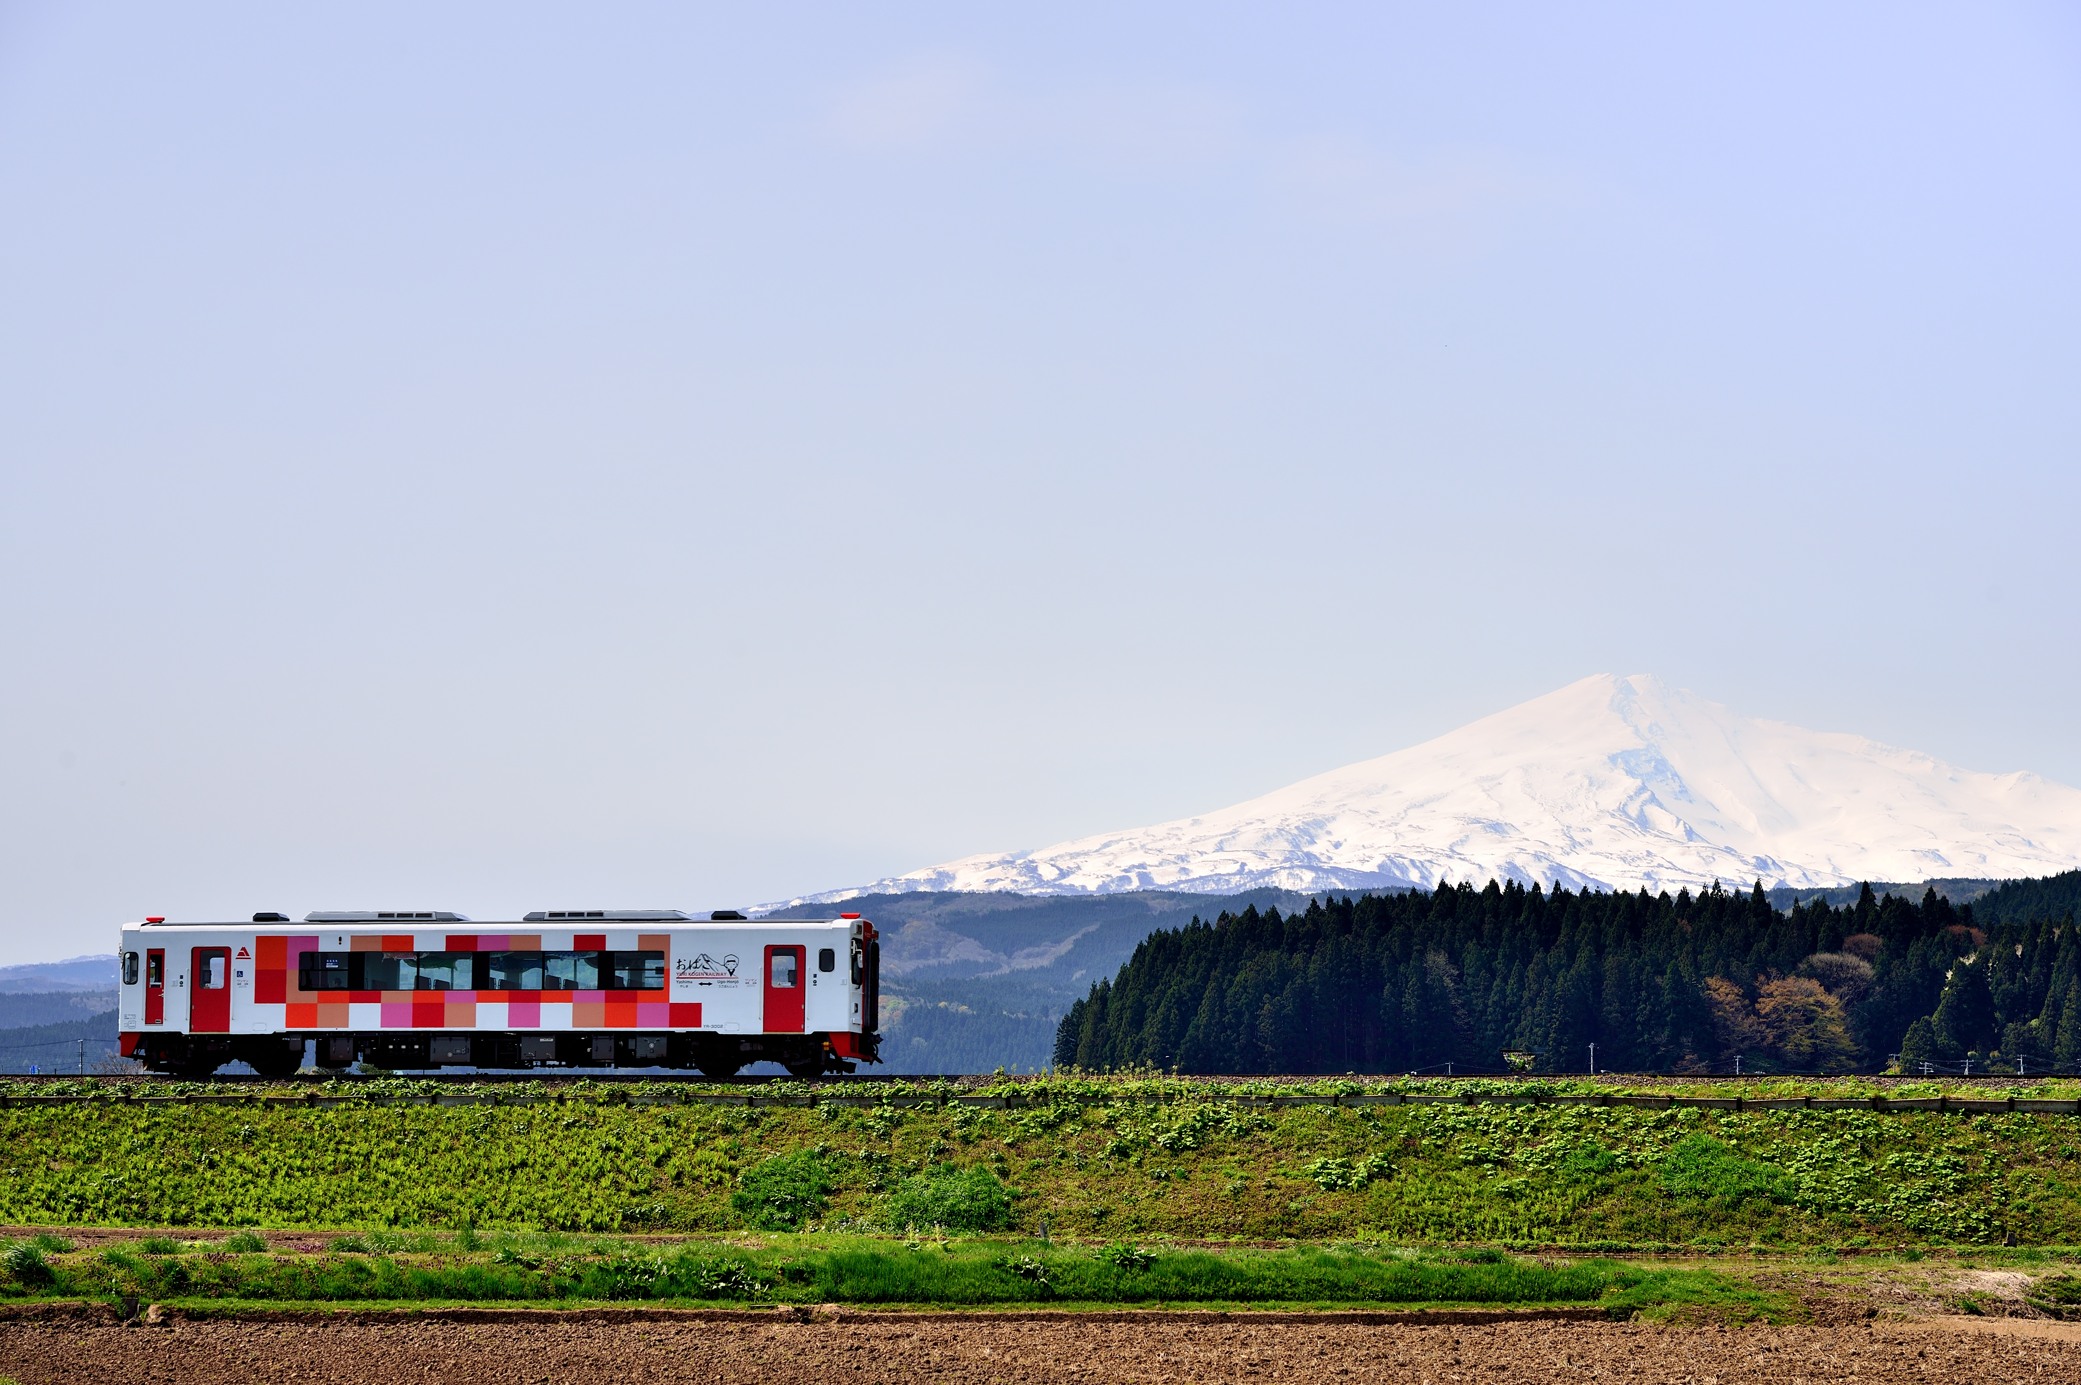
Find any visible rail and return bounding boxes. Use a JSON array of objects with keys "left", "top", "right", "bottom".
[{"left": 0, "top": 1079, "right": 2074, "bottom": 1115}]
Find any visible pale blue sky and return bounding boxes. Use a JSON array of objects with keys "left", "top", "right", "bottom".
[{"left": 2, "top": 4, "right": 2077, "bottom": 959}]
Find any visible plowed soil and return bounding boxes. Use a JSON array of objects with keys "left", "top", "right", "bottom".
[{"left": 5, "top": 1312, "right": 2079, "bottom": 1384}]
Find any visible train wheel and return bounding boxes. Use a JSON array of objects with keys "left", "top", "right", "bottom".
[
  {"left": 783, "top": 1057, "right": 826, "bottom": 1082},
  {"left": 696, "top": 1058, "right": 742, "bottom": 1080},
  {"left": 245, "top": 1044, "right": 303, "bottom": 1079}
]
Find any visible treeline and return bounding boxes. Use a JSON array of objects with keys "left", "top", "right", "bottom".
[
  {"left": 1054, "top": 872, "right": 2081, "bottom": 1074},
  {"left": 878, "top": 995, "right": 1058, "bottom": 1075},
  {"left": 0, "top": 1010, "right": 120, "bottom": 1076}
]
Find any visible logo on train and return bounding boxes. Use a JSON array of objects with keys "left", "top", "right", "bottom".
[{"left": 674, "top": 952, "right": 739, "bottom": 980}]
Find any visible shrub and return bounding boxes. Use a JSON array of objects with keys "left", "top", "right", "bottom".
[
  {"left": 223, "top": 1231, "right": 267, "bottom": 1254},
  {"left": 1096, "top": 1243, "right": 1154, "bottom": 1272},
  {"left": 686, "top": 1259, "right": 763, "bottom": 1299},
  {"left": 580, "top": 1253, "right": 765, "bottom": 1301},
  {"left": 2029, "top": 1275, "right": 2081, "bottom": 1320},
  {"left": 731, "top": 1149, "right": 832, "bottom": 1231},
  {"left": 1660, "top": 1135, "right": 1789, "bottom": 1207},
  {"left": 996, "top": 1254, "right": 1050, "bottom": 1294},
  {"left": 3, "top": 1243, "right": 54, "bottom": 1289},
  {"left": 583, "top": 1253, "right": 671, "bottom": 1300},
  {"left": 1304, "top": 1154, "right": 1392, "bottom": 1191},
  {"left": 136, "top": 1236, "right": 183, "bottom": 1256},
  {"left": 2040, "top": 1275, "right": 2081, "bottom": 1305},
  {"left": 619, "top": 1203, "right": 670, "bottom": 1230},
  {"left": 884, "top": 1165, "right": 1014, "bottom": 1233},
  {"left": 1438, "top": 1247, "right": 1504, "bottom": 1265}
]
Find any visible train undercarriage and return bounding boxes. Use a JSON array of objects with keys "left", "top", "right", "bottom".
[{"left": 125, "top": 1031, "right": 868, "bottom": 1081}]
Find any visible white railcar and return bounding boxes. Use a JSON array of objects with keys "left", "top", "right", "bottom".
[{"left": 116, "top": 909, "right": 880, "bottom": 1078}]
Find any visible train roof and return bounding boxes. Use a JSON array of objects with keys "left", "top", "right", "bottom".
[{"left": 122, "top": 910, "right": 866, "bottom": 930}]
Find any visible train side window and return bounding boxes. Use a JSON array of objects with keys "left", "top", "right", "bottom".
[
  {"left": 603, "top": 951, "right": 665, "bottom": 991},
  {"left": 146, "top": 953, "right": 164, "bottom": 988},
  {"left": 200, "top": 954, "right": 227, "bottom": 989},
  {"left": 541, "top": 951, "right": 600, "bottom": 991},
  {"left": 123, "top": 952, "right": 140, "bottom": 986},
  {"left": 770, "top": 951, "right": 798, "bottom": 988},
  {"left": 849, "top": 943, "right": 863, "bottom": 985},
  {"left": 414, "top": 952, "right": 475, "bottom": 991},
  {"left": 300, "top": 952, "right": 353, "bottom": 991},
  {"left": 818, "top": 948, "right": 835, "bottom": 973},
  {"left": 484, "top": 951, "right": 543, "bottom": 991},
  {"left": 360, "top": 952, "right": 417, "bottom": 991}
]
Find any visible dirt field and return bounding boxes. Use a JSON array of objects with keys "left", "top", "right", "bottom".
[{"left": 5, "top": 1312, "right": 2080, "bottom": 1384}]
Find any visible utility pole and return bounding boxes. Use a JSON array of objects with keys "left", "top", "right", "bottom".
[
  {"left": 1588, "top": 1043, "right": 1596, "bottom": 1075},
  {"left": 1735, "top": 1054, "right": 1742, "bottom": 1076},
  {"left": 77, "top": 1039, "right": 84, "bottom": 1076}
]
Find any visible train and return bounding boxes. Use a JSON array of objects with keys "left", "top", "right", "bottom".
[{"left": 115, "top": 908, "right": 880, "bottom": 1079}]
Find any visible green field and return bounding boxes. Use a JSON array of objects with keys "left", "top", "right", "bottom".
[{"left": 2, "top": 1075, "right": 2078, "bottom": 1250}]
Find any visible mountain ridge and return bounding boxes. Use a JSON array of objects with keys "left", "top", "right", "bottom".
[
  {"left": 0, "top": 955, "right": 117, "bottom": 993},
  {"left": 789, "top": 675, "right": 2081, "bottom": 902}
]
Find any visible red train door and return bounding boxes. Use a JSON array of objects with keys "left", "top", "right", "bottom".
[
  {"left": 190, "top": 947, "right": 231, "bottom": 1032},
  {"left": 763, "top": 946, "right": 805, "bottom": 1033},
  {"left": 144, "top": 949, "right": 165, "bottom": 1025}
]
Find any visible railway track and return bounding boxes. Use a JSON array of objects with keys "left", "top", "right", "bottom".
[
  {"left": 0, "top": 1070, "right": 916, "bottom": 1087},
  {"left": 1, "top": 1069, "right": 2072, "bottom": 1086},
  {"left": 2, "top": 1072, "right": 2077, "bottom": 1113}
]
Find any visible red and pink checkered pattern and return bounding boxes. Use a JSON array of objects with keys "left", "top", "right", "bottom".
[{"left": 257, "top": 932, "right": 701, "bottom": 1031}]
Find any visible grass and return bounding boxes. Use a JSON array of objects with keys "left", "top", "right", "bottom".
[
  {"left": 0, "top": 1232, "right": 1791, "bottom": 1316},
  {"left": 8, "top": 1229, "right": 2079, "bottom": 1322}
]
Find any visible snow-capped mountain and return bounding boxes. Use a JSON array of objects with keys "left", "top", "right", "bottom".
[{"left": 812, "top": 675, "right": 2081, "bottom": 899}]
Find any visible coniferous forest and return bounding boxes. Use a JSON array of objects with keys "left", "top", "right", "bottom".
[{"left": 1054, "top": 872, "right": 2081, "bottom": 1075}]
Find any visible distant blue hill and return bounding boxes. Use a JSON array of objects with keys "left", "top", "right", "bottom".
[
  {"left": 0, "top": 1008, "right": 120, "bottom": 1074},
  {"left": 778, "top": 889, "right": 1392, "bottom": 1074},
  {"left": 0, "top": 954, "right": 116, "bottom": 993},
  {"left": 0, "top": 990, "right": 116, "bottom": 1029}
]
